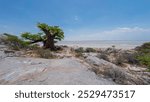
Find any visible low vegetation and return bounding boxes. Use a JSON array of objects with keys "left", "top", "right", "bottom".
[
  {"left": 135, "top": 42, "right": 150, "bottom": 71},
  {"left": 36, "top": 48, "right": 56, "bottom": 59},
  {"left": 97, "top": 53, "right": 109, "bottom": 61},
  {"left": 85, "top": 47, "right": 96, "bottom": 53},
  {"left": 74, "top": 47, "right": 85, "bottom": 53},
  {"left": 103, "top": 66, "right": 126, "bottom": 84},
  {"left": 3, "top": 33, "right": 30, "bottom": 50}
]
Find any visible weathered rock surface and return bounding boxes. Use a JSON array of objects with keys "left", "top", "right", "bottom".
[
  {"left": 85, "top": 56, "right": 150, "bottom": 85},
  {"left": 0, "top": 57, "right": 116, "bottom": 85},
  {"left": 0, "top": 43, "right": 149, "bottom": 85}
]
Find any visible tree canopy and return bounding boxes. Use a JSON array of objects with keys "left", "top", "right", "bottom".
[{"left": 37, "top": 23, "right": 64, "bottom": 41}]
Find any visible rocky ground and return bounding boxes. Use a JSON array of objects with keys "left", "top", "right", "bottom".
[
  {"left": 0, "top": 45, "right": 116, "bottom": 85},
  {"left": 0, "top": 44, "right": 149, "bottom": 85}
]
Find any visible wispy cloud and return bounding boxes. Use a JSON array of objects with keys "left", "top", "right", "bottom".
[
  {"left": 103, "top": 27, "right": 150, "bottom": 34},
  {"left": 74, "top": 16, "right": 79, "bottom": 21},
  {"left": 65, "top": 27, "right": 150, "bottom": 40}
]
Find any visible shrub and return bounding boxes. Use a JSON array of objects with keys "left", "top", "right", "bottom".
[
  {"left": 92, "top": 66, "right": 126, "bottom": 84},
  {"left": 103, "top": 67, "right": 126, "bottom": 83},
  {"left": 139, "top": 42, "right": 150, "bottom": 49},
  {"left": 75, "top": 52, "right": 83, "bottom": 58},
  {"left": 27, "top": 44, "right": 40, "bottom": 50},
  {"left": 105, "top": 47, "right": 118, "bottom": 54},
  {"left": 127, "top": 54, "right": 138, "bottom": 64},
  {"left": 115, "top": 56, "right": 124, "bottom": 66},
  {"left": 3, "top": 33, "right": 29, "bottom": 50},
  {"left": 122, "top": 52, "right": 139, "bottom": 64},
  {"left": 137, "top": 54, "right": 150, "bottom": 69},
  {"left": 85, "top": 48, "right": 96, "bottom": 53},
  {"left": 135, "top": 42, "right": 150, "bottom": 71},
  {"left": 36, "top": 48, "right": 56, "bottom": 59},
  {"left": 97, "top": 53, "right": 109, "bottom": 61},
  {"left": 74, "top": 47, "right": 85, "bottom": 53}
]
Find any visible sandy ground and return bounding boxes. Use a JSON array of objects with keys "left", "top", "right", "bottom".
[{"left": 57, "top": 41, "right": 146, "bottom": 49}]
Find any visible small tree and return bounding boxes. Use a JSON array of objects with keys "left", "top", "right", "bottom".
[
  {"left": 37, "top": 23, "right": 64, "bottom": 50},
  {"left": 21, "top": 23, "right": 64, "bottom": 50}
]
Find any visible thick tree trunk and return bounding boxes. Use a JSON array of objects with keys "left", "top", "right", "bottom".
[
  {"left": 42, "top": 30, "right": 56, "bottom": 50},
  {"left": 44, "top": 35, "right": 55, "bottom": 50}
]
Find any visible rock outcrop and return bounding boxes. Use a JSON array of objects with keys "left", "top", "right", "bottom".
[
  {"left": 85, "top": 56, "right": 149, "bottom": 85},
  {"left": 0, "top": 57, "right": 116, "bottom": 85}
]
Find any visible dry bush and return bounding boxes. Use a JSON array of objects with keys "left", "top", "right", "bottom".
[
  {"left": 114, "top": 55, "right": 124, "bottom": 66},
  {"left": 36, "top": 48, "right": 56, "bottom": 59},
  {"left": 74, "top": 47, "right": 85, "bottom": 58},
  {"left": 27, "top": 44, "right": 40, "bottom": 50},
  {"left": 103, "top": 67, "right": 126, "bottom": 84},
  {"left": 92, "top": 66, "right": 127, "bottom": 84},
  {"left": 122, "top": 52, "right": 139, "bottom": 64},
  {"left": 92, "top": 65, "right": 147, "bottom": 85},
  {"left": 74, "top": 47, "right": 85, "bottom": 53},
  {"left": 85, "top": 47, "right": 96, "bottom": 53},
  {"left": 75, "top": 52, "right": 84, "bottom": 58},
  {"left": 105, "top": 47, "right": 118, "bottom": 54},
  {"left": 97, "top": 53, "right": 109, "bottom": 61}
]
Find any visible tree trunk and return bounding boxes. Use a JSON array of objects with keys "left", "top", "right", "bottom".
[
  {"left": 44, "top": 35, "right": 55, "bottom": 50},
  {"left": 42, "top": 30, "right": 56, "bottom": 50}
]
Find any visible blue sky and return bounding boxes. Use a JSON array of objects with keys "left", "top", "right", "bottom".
[{"left": 0, "top": 0, "right": 150, "bottom": 40}]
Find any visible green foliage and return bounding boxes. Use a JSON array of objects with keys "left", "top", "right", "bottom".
[
  {"left": 140, "top": 42, "right": 150, "bottom": 49},
  {"left": 137, "top": 54, "right": 150, "bottom": 70},
  {"left": 21, "top": 23, "right": 64, "bottom": 50},
  {"left": 3, "top": 22, "right": 65, "bottom": 50},
  {"left": 37, "top": 23, "right": 64, "bottom": 41},
  {"left": 22, "top": 32, "right": 44, "bottom": 41},
  {"left": 137, "top": 54, "right": 150, "bottom": 66},
  {"left": 135, "top": 42, "right": 150, "bottom": 71},
  {"left": 4, "top": 33, "right": 29, "bottom": 50},
  {"left": 21, "top": 32, "right": 45, "bottom": 44}
]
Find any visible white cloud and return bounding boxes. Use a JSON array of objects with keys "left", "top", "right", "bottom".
[
  {"left": 65, "top": 27, "right": 150, "bottom": 40},
  {"left": 103, "top": 27, "right": 150, "bottom": 34}
]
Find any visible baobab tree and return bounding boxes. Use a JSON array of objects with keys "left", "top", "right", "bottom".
[{"left": 21, "top": 23, "right": 64, "bottom": 50}]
